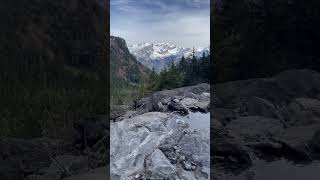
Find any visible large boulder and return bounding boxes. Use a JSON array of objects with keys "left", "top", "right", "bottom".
[
  {"left": 110, "top": 111, "right": 210, "bottom": 179},
  {"left": 25, "top": 155, "right": 90, "bottom": 180},
  {"left": 212, "top": 127, "right": 252, "bottom": 172},
  {"left": 213, "top": 108, "right": 238, "bottom": 126},
  {"left": 135, "top": 83, "right": 210, "bottom": 112},
  {"left": 110, "top": 105, "right": 130, "bottom": 120},
  {"left": 225, "top": 116, "right": 284, "bottom": 143},
  {"left": 0, "top": 138, "right": 70, "bottom": 180},
  {"left": 310, "top": 129, "right": 320, "bottom": 157},
  {"left": 275, "top": 124, "right": 320, "bottom": 160},
  {"left": 214, "top": 69, "right": 320, "bottom": 108},
  {"left": 180, "top": 97, "right": 210, "bottom": 113},
  {"left": 145, "top": 149, "right": 178, "bottom": 179},
  {"left": 62, "top": 167, "right": 107, "bottom": 180},
  {"left": 158, "top": 128, "right": 210, "bottom": 179},
  {"left": 285, "top": 98, "right": 320, "bottom": 127},
  {"left": 243, "top": 96, "right": 283, "bottom": 119},
  {"left": 45, "top": 155, "right": 89, "bottom": 178},
  {"left": 211, "top": 69, "right": 320, "bottom": 176},
  {"left": 110, "top": 112, "right": 173, "bottom": 178}
]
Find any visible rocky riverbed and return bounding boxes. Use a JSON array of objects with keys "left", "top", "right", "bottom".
[
  {"left": 2, "top": 69, "right": 320, "bottom": 180},
  {"left": 0, "top": 83, "right": 211, "bottom": 180},
  {"left": 212, "top": 69, "right": 320, "bottom": 180},
  {"left": 111, "top": 83, "right": 211, "bottom": 179}
]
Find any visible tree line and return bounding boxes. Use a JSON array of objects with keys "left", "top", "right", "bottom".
[{"left": 147, "top": 51, "right": 210, "bottom": 91}]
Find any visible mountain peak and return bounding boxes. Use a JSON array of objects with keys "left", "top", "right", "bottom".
[{"left": 128, "top": 42, "right": 210, "bottom": 72}]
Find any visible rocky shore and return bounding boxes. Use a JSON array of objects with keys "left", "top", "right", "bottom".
[
  {"left": 0, "top": 120, "right": 109, "bottom": 180},
  {"left": 111, "top": 83, "right": 211, "bottom": 179},
  {"left": 1, "top": 69, "right": 320, "bottom": 180},
  {"left": 0, "top": 83, "right": 210, "bottom": 180},
  {"left": 212, "top": 69, "right": 320, "bottom": 179}
]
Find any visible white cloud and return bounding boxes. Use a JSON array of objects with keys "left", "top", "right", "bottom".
[{"left": 110, "top": 1, "right": 210, "bottom": 48}]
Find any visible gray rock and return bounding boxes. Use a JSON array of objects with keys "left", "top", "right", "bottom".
[
  {"left": 213, "top": 108, "right": 238, "bottom": 125},
  {"left": 62, "top": 167, "right": 107, "bottom": 180},
  {"left": 177, "top": 129, "right": 210, "bottom": 167},
  {"left": 0, "top": 138, "right": 69, "bottom": 178},
  {"left": 167, "top": 100, "right": 189, "bottom": 115},
  {"left": 212, "top": 119, "right": 223, "bottom": 129},
  {"left": 245, "top": 96, "right": 282, "bottom": 119},
  {"left": 146, "top": 149, "right": 177, "bottom": 178},
  {"left": 212, "top": 127, "right": 252, "bottom": 171},
  {"left": 214, "top": 69, "right": 320, "bottom": 108},
  {"left": 45, "top": 155, "right": 89, "bottom": 177},
  {"left": 180, "top": 97, "right": 210, "bottom": 113},
  {"left": 225, "top": 116, "right": 284, "bottom": 143},
  {"left": 110, "top": 105, "right": 129, "bottom": 120},
  {"left": 211, "top": 70, "right": 320, "bottom": 176},
  {"left": 110, "top": 112, "right": 172, "bottom": 178},
  {"left": 285, "top": 98, "right": 320, "bottom": 126},
  {"left": 275, "top": 124, "right": 320, "bottom": 159},
  {"left": 182, "top": 161, "right": 193, "bottom": 171},
  {"left": 111, "top": 111, "right": 210, "bottom": 179},
  {"left": 136, "top": 83, "right": 209, "bottom": 112},
  {"left": 181, "top": 170, "right": 197, "bottom": 180},
  {"left": 185, "top": 92, "right": 200, "bottom": 99},
  {"left": 25, "top": 174, "right": 57, "bottom": 180}
]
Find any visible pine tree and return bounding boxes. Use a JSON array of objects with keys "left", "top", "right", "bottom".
[
  {"left": 202, "top": 51, "right": 206, "bottom": 60},
  {"left": 179, "top": 56, "right": 187, "bottom": 72}
]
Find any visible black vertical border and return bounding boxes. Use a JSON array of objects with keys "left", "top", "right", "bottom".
[
  {"left": 105, "top": 0, "right": 110, "bottom": 178},
  {"left": 210, "top": 0, "right": 214, "bottom": 179}
]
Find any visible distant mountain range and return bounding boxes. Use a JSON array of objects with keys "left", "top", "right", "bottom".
[{"left": 128, "top": 42, "right": 210, "bottom": 72}]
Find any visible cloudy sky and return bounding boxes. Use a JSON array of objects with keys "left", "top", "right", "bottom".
[{"left": 110, "top": 0, "right": 210, "bottom": 48}]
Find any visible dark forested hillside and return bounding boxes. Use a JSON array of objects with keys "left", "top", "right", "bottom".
[
  {"left": 110, "top": 36, "right": 150, "bottom": 104},
  {"left": 110, "top": 36, "right": 150, "bottom": 87},
  {"left": 213, "top": 0, "right": 320, "bottom": 82},
  {"left": 0, "top": 0, "right": 106, "bottom": 138}
]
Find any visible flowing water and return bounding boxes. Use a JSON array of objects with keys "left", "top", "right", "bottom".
[{"left": 229, "top": 158, "right": 320, "bottom": 180}]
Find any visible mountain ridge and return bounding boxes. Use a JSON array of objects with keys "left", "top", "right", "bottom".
[{"left": 128, "top": 42, "right": 210, "bottom": 72}]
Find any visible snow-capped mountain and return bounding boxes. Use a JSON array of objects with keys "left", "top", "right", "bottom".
[{"left": 128, "top": 42, "right": 210, "bottom": 72}]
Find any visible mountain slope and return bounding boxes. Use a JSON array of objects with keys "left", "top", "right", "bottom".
[
  {"left": 110, "top": 36, "right": 150, "bottom": 87},
  {"left": 128, "top": 42, "right": 209, "bottom": 72},
  {"left": 0, "top": 0, "right": 105, "bottom": 137}
]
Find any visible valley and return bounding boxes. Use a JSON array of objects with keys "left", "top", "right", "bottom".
[{"left": 110, "top": 36, "right": 210, "bottom": 105}]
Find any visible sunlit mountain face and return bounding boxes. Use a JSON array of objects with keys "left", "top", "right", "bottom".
[{"left": 128, "top": 42, "right": 209, "bottom": 72}]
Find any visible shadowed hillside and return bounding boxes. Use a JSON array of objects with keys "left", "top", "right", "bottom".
[
  {"left": 110, "top": 36, "right": 150, "bottom": 104},
  {"left": 0, "top": 0, "right": 106, "bottom": 138},
  {"left": 213, "top": 0, "right": 320, "bottom": 82},
  {"left": 110, "top": 36, "right": 150, "bottom": 87}
]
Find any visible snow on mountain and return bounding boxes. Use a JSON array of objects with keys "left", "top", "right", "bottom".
[{"left": 128, "top": 42, "right": 209, "bottom": 72}]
